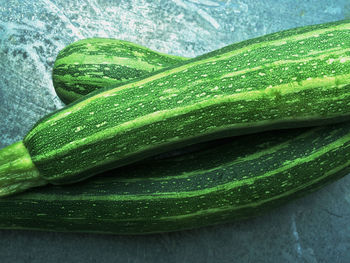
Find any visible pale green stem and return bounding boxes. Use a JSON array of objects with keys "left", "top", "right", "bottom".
[{"left": 0, "top": 141, "right": 47, "bottom": 197}]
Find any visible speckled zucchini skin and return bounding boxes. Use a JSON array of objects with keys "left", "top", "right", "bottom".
[
  {"left": 53, "top": 38, "right": 189, "bottom": 103},
  {"left": 2, "top": 121, "right": 350, "bottom": 234},
  {"left": 24, "top": 19, "right": 350, "bottom": 185}
]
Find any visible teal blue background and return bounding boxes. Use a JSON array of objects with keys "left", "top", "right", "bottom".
[{"left": 0, "top": 0, "right": 349, "bottom": 262}]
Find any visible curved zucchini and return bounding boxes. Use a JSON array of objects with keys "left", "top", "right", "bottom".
[
  {"left": 0, "top": 19, "right": 350, "bottom": 197},
  {"left": 52, "top": 38, "right": 189, "bottom": 103},
  {"left": 0, "top": 122, "right": 350, "bottom": 234}
]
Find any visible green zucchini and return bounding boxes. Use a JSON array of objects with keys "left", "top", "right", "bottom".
[
  {"left": 1, "top": 19, "right": 350, "bottom": 197},
  {"left": 52, "top": 38, "right": 189, "bottom": 104},
  {"left": 1, "top": 122, "right": 350, "bottom": 234}
]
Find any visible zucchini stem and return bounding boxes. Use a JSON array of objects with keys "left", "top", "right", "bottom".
[{"left": 0, "top": 141, "right": 46, "bottom": 197}]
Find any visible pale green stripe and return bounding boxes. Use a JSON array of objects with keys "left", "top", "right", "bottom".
[
  {"left": 57, "top": 56, "right": 165, "bottom": 73},
  {"left": 55, "top": 75, "right": 119, "bottom": 85},
  {"left": 222, "top": 47, "right": 347, "bottom": 79}
]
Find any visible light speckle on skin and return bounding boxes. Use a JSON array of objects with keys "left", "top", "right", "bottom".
[
  {"left": 327, "top": 58, "right": 335, "bottom": 64},
  {"left": 258, "top": 72, "right": 266, "bottom": 76},
  {"left": 103, "top": 93, "right": 116, "bottom": 97},
  {"left": 75, "top": 126, "right": 83, "bottom": 132},
  {"left": 96, "top": 121, "right": 107, "bottom": 128}
]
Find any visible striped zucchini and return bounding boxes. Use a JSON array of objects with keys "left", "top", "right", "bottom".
[
  {"left": 52, "top": 38, "right": 189, "bottom": 103},
  {"left": 1, "top": 122, "right": 350, "bottom": 234},
  {"left": 0, "top": 19, "right": 350, "bottom": 197}
]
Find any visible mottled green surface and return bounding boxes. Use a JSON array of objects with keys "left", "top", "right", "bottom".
[
  {"left": 24, "top": 19, "right": 350, "bottom": 185},
  {"left": 53, "top": 38, "right": 189, "bottom": 103},
  {"left": 2, "top": 121, "right": 350, "bottom": 234}
]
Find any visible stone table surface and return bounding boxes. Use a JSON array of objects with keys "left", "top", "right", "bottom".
[{"left": 0, "top": 0, "right": 349, "bottom": 262}]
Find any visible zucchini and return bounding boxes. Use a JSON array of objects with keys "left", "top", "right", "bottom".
[
  {"left": 1, "top": 19, "right": 350, "bottom": 197},
  {"left": 0, "top": 122, "right": 350, "bottom": 234},
  {"left": 52, "top": 38, "right": 189, "bottom": 104}
]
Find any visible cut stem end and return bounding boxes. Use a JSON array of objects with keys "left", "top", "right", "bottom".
[{"left": 0, "top": 141, "right": 47, "bottom": 197}]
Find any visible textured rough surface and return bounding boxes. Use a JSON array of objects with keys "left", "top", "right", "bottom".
[{"left": 1, "top": 0, "right": 350, "bottom": 262}]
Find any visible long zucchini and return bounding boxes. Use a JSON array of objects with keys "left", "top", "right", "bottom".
[
  {"left": 0, "top": 19, "right": 350, "bottom": 197},
  {"left": 52, "top": 38, "right": 189, "bottom": 103},
  {"left": 1, "top": 122, "right": 350, "bottom": 234}
]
